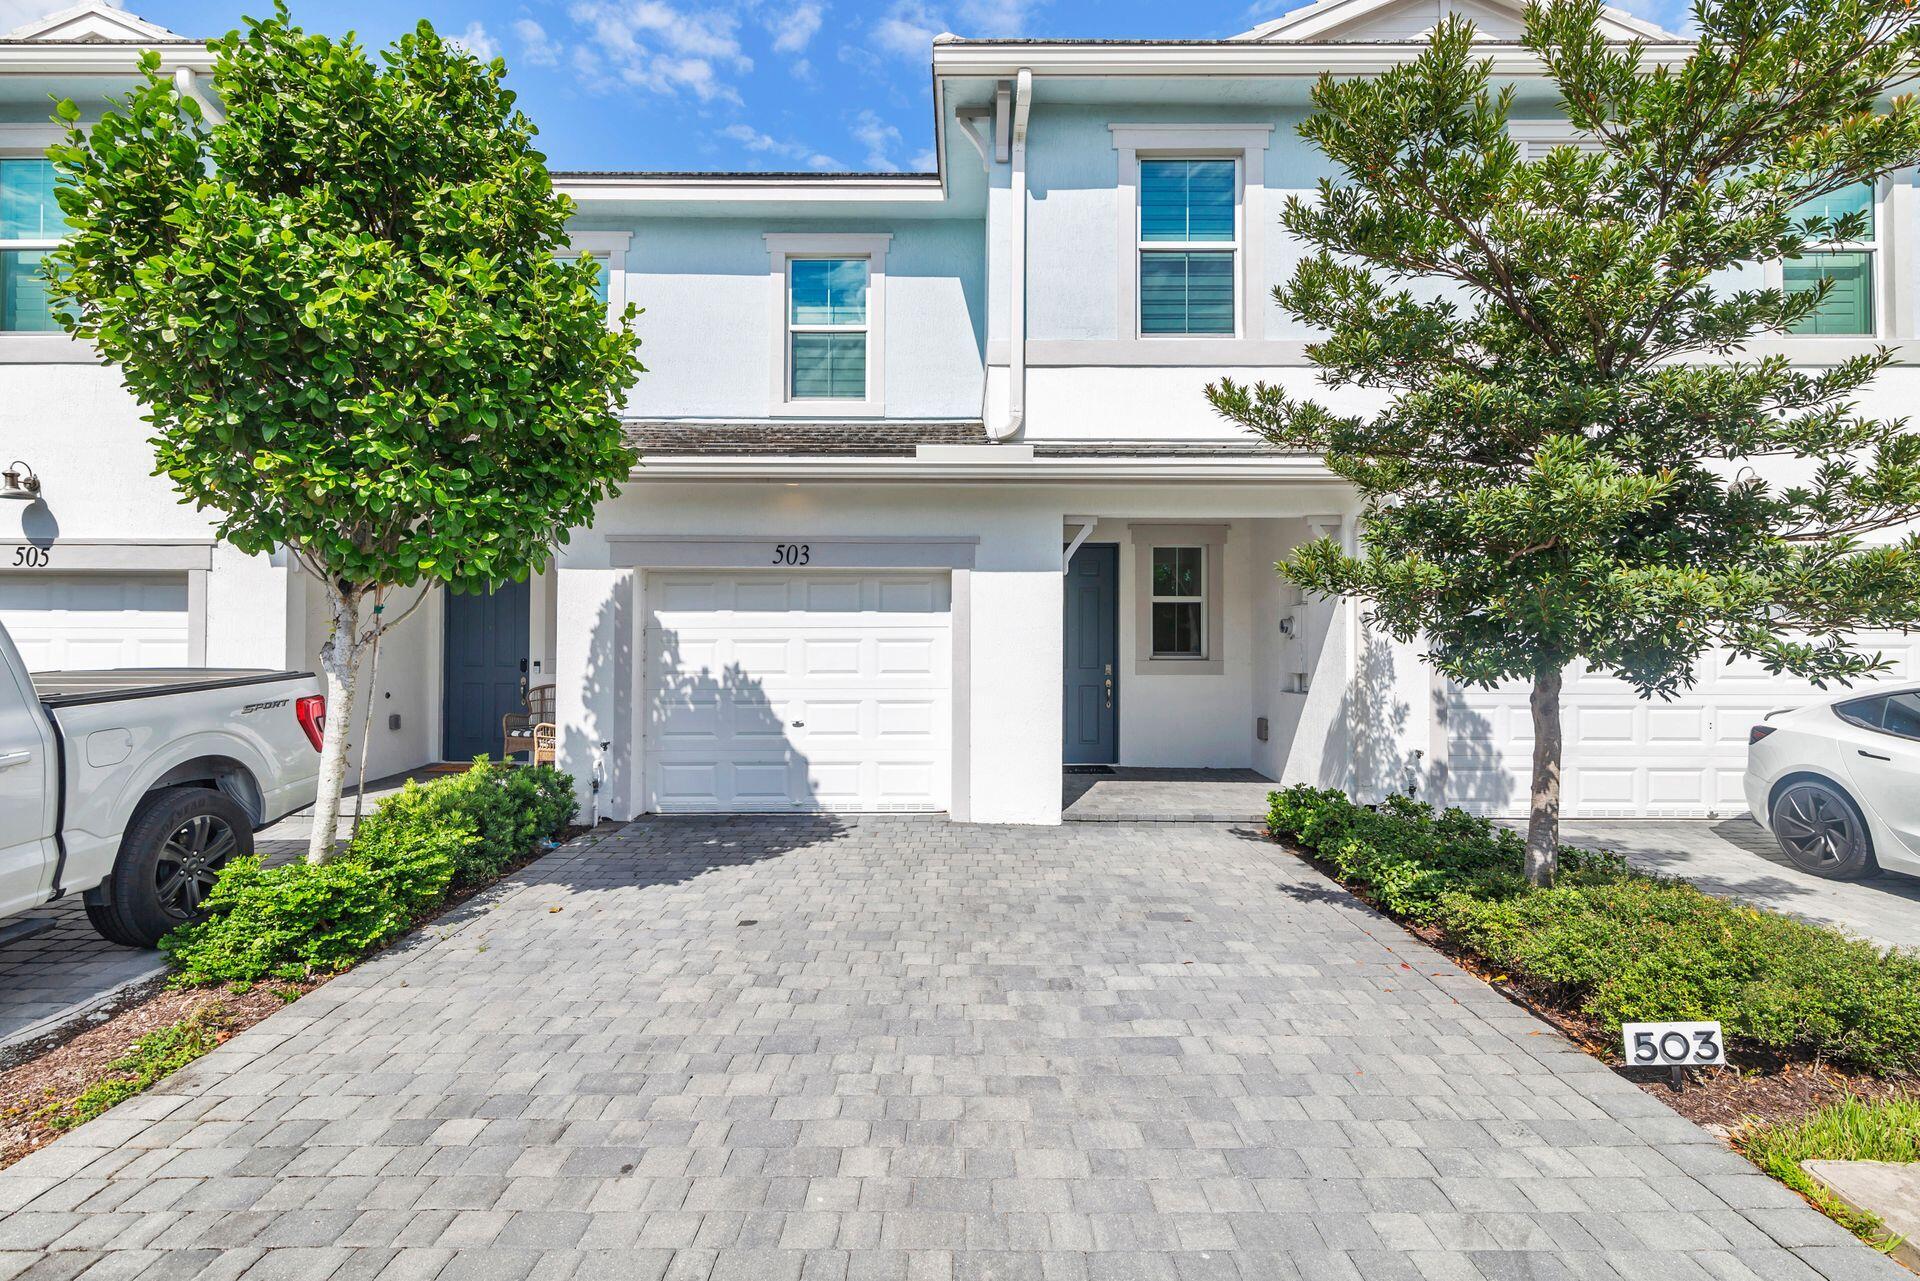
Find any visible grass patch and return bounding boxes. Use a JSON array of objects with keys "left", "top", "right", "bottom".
[
  {"left": 35, "top": 1003, "right": 231, "bottom": 1132},
  {"left": 1734, "top": 1095, "right": 1920, "bottom": 1252}
]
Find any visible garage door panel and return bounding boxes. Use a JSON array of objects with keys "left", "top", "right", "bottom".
[
  {"left": 1450, "top": 630, "right": 1919, "bottom": 817},
  {"left": 645, "top": 571, "right": 951, "bottom": 814},
  {"left": 0, "top": 573, "right": 190, "bottom": 671}
]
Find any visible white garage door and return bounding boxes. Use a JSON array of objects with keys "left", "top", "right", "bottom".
[
  {"left": 644, "top": 571, "right": 952, "bottom": 814},
  {"left": 0, "top": 573, "right": 190, "bottom": 671},
  {"left": 1447, "top": 632, "right": 1920, "bottom": 817}
]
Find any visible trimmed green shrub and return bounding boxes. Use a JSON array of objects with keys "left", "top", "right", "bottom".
[
  {"left": 163, "top": 762, "right": 577, "bottom": 984},
  {"left": 1442, "top": 881, "right": 1920, "bottom": 1076},
  {"left": 356, "top": 758, "right": 577, "bottom": 886},
  {"left": 1267, "top": 785, "right": 1920, "bottom": 1077},
  {"left": 1735, "top": 1095, "right": 1920, "bottom": 1251},
  {"left": 1267, "top": 785, "right": 1627, "bottom": 919},
  {"left": 161, "top": 826, "right": 461, "bottom": 983}
]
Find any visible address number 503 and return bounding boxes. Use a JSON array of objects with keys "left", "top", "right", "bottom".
[
  {"left": 1623, "top": 1021, "right": 1726, "bottom": 1067},
  {"left": 772, "top": 543, "right": 811, "bottom": 566}
]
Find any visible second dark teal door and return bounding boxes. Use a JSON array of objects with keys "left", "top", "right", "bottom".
[
  {"left": 442, "top": 580, "right": 531, "bottom": 762},
  {"left": 1064, "top": 544, "right": 1118, "bottom": 765}
]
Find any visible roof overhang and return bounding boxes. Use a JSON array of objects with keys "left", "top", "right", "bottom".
[
  {"left": 625, "top": 454, "right": 1342, "bottom": 482},
  {"left": 554, "top": 171, "right": 947, "bottom": 208},
  {"left": 931, "top": 39, "right": 1694, "bottom": 79}
]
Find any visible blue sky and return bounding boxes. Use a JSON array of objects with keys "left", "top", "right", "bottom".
[{"left": 4, "top": 0, "right": 1692, "bottom": 172}]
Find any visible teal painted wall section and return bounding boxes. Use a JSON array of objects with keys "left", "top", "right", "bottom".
[{"left": 589, "top": 217, "right": 986, "bottom": 420}]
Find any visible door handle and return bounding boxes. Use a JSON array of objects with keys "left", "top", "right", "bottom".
[
  {"left": 1858, "top": 749, "right": 1891, "bottom": 761},
  {"left": 0, "top": 750, "right": 30, "bottom": 770}
]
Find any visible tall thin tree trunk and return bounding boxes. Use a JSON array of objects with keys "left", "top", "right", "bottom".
[
  {"left": 350, "top": 587, "right": 385, "bottom": 830},
  {"left": 308, "top": 586, "right": 363, "bottom": 865},
  {"left": 1524, "top": 663, "right": 1564, "bottom": 888}
]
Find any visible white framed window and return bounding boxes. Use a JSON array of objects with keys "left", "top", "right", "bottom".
[
  {"left": 0, "top": 154, "right": 66, "bottom": 335},
  {"left": 1109, "top": 125, "right": 1272, "bottom": 350},
  {"left": 1137, "top": 158, "right": 1239, "bottom": 337},
  {"left": 763, "top": 233, "right": 889, "bottom": 416},
  {"left": 1149, "top": 545, "right": 1206, "bottom": 657},
  {"left": 560, "top": 230, "right": 630, "bottom": 322},
  {"left": 1772, "top": 182, "right": 1881, "bottom": 337},
  {"left": 1129, "top": 523, "right": 1227, "bottom": 676}
]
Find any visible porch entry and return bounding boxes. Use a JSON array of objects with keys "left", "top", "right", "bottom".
[
  {"left": 442, "top": 579, "right": 530, "bottom": 762},
  {"left": 1063, "top": 543, "right": 1119, "bottom": 765}
]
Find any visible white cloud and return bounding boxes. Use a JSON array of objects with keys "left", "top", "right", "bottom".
[
  {"left": 910, "top": 148, "right": 937, "bottom": 171},
  {"left": 450, "top": 21, "right": 499, "bottom": 61},
  {"left": 565, "top": 0, "right": 750, "bottom": 103},
  {"left": 511, "top": 18, "right": 563, "bottom": 67},
  {"left": 719, "top": 122, "right": 843, "bottom": 170},
  {"left": 956, "top": 0, "right": 1041, "bottom": 34},
  {"left": 872, "top": 0, "right": 944, "bottom": 58},
  {"left": 764, "top": 1, "right": 824, "bottom": 54},
  {"left": 851, "top": 109, "right": 903, "bottom": 171}
]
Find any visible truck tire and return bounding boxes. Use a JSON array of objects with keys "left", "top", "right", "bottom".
[{"left": 83, "top": 787, "right": 254, "bottom": 949}]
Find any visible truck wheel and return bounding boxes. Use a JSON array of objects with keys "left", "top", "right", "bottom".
[{"left": 84, "top": 788, "right": 253, "bottom": 949}]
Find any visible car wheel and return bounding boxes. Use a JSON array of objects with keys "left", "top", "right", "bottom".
[
  {"left": 1770, "top": 779, "right": 1878, "bottom": 881},
  {"left": 83, "top": 787, "right": 253, "bottom": 948}
]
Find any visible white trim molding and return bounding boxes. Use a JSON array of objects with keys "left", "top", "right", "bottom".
[
  {"left": 1110, "top": 125, "right": 1273, "bottom": 351},
  {"left": 764, "top": 232, "right": 892, "bottom": 419},
  {"left": 607, "top": 534, "right": 976, "bottom": 570}
]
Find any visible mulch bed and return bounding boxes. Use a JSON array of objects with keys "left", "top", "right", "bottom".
[
  {"left": 0, "top": 823, "right": 613, "bottom": 1174},
  {"left": 0, "top": 980, "right": 318, "bottom": 1170},
  {"left": 1276, "top": 835, "right": 1917, "bottom": 1135}
]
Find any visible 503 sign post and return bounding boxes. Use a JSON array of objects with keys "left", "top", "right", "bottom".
[{"left": 1623, "top": 1021, "right": 1726, "bottom": 1091}]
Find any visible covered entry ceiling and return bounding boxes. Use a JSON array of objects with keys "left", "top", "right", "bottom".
[
  {"left": 1446, "top": 632, "right": 1920, "bottom": 818},
  {"left": 644, "top": 572, "right": 952, "bottom": 813}
]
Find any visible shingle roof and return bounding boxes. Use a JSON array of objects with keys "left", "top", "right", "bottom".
[{"left": 627, "top": 420, "right": 989, "bottom": 456}]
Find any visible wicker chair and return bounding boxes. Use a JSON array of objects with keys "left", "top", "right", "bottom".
[{"left": 502, "top": 684, "right": 557, "bottom": 765}]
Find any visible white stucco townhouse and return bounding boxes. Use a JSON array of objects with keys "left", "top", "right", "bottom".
[{"left": 1, "top": 0, "right": 1915, "bottom": 828}]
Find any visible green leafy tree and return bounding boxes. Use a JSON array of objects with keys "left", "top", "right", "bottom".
[
  {"left": 46, "top": 6, "right": 643, "bottom": 862},
  {"left": 1209, "top": 0, "right": 1920, "bottom": 884}
]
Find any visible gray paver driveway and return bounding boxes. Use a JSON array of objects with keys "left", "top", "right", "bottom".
[{"left": 0, "top": 818, "right": 1900, "bottom": 1281}]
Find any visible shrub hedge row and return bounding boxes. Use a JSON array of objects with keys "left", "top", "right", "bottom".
[
  {"left": 1268, "top": 785, "right": 1920, "bottom": 1077},
  {"left": 163, "top": 760, "right": 576, "bottom": 985}
]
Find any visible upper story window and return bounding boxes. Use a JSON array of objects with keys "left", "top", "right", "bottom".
[
  {"left": 764, "top": 233, "right": 889, "bottom": 416},
  {"left": 1138, "top": 158, "right": 1237, "bottom": 336},
  {"left": 1784, "top": 182, "right": 1877, "bottom": 337},
  {"left": 788, "top": 257, "right": 868, "bottom": 400},
  {"left": 558, "top": 254, "right": 609, "bottom": 306},
  {"left": 1, "top": 158, "right": 69, "bottom": 333}
]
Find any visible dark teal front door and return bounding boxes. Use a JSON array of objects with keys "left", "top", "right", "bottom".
[
  {"left": 1063, "top": 544, "right": 1118, "bottom": 765},
  {"left": 442, "top": 580, "right": 530, "bottom": 762}
]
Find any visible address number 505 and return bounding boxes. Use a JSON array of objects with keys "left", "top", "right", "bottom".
[{"left": 1623, "top": 1021, "right": 1726, "bottom": 1067}]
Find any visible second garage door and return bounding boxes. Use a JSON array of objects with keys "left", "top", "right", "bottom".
[
  {"left": 1446, "top": 631, "right": 1920, "bottom": 817},
  {"left": 0, "top": 573, "right": 190, "bottom": 671},
  {"left": 644, "top": 571, "right": 952, "bottom": 813}
]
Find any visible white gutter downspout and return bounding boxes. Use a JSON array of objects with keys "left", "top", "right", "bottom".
[
  {"left": 993, "top": 67, "right": 1032, "bottom": 443},
  {"left": 173, "top": 67, "right": 224, "bottom": 125}
]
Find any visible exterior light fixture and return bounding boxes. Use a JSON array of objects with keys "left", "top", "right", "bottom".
[{"left": 0, "top": 461, "right": 40, "bottom": 502}]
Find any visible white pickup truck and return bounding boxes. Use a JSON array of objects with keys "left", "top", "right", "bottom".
[{"left": 0, "top": 619, "right": 323, "bottom": 947}]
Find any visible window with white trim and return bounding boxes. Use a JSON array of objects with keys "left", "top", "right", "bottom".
[
  {"left": 787, "top": 257, "right": 869, "bottom": 400},
  {"left": 1149, "top": 546, "right": 1206, "bottom": 657},
  {"left": 558, "top": 230, "right": 629, "bottom": 324},
  {"left": 0, "top": 157, "right": 68, "bottom": 333},
  {"left": 1138, "top": 158, "right": 1238, "bottom": 336},
  {"left": 557, "top": 254, "right": 609, "bottom": 306},
  {"left": 1782, "top": 182, "right": 1877, "bottom": 337}
]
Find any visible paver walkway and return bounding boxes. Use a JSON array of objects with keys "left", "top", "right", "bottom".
[{"left": 0, "top": 818, "right": 1900, "bottom": 1281}]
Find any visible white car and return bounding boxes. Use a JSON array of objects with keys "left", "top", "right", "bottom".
[{"left": 1745, "top": 685, "right": 1920, "bottom": 881}]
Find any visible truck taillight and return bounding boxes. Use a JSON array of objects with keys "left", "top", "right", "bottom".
[
  {"left": 1749, "top": 724, "right": 1776, "bottom": 745},
  {"left": 295, "top": 695, "right": 326, "bottom": 751}
]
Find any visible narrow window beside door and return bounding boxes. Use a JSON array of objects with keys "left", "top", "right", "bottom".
[{"left": 1150, "top": 546, "right": 1205, "bottom": 658}]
